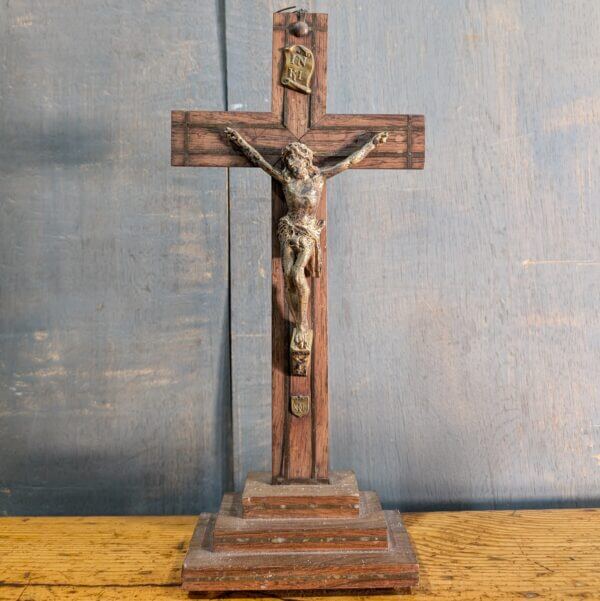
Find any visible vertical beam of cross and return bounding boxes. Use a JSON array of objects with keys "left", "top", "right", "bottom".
[
  {"left": 171, "top": 11, "right": 425, "bottom": 484},
  {"left": 271, "top": 12, "right": 329, "bottom": 483}
]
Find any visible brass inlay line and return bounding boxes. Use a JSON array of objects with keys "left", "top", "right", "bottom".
[
  {"left": 215, "top": 536, "right": 386, "bottom": 544},
  {"left": 245, "top": 503, "right": 359, "bottom": 510},
  {"left": 181, "top": 150, "right": 422, "bottom": 158},
  {"left": 187, "top": 572, "right": 415, "bottom": 584},
  {"left": 185, "top": 123, "right": 285, "bottom": 130}
]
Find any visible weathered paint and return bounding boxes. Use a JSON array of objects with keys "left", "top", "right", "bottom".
[
  {"left": 0, "top": 0, "right": 231, "bottom": 515},
  {"left": 225, "top": 0, "right": 600, "bottom": 509},
  {"left": 1, "top": 0, "right": 600, "bottom": 514}
]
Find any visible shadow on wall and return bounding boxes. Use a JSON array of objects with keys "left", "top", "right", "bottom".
[
  {"left": 1, "top": 120, "right": 112, "bottom": 168},
  {"left": 389, "top": 496, "right": 600, "bottom": 513},
  {"left": 1, "top": 441, "right": 225, "bottom": 517}
]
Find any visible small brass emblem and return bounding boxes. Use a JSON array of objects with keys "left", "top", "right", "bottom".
[
  {"left": 290, "top": 395, "right": 310, "bottom": 418},
  {"left": 281, "top": 45, "right": 314, "bottom": 94}
]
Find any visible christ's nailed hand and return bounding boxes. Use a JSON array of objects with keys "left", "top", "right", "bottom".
[
  {"left": 224, "top": 127, "right": 240, "bottom": 144},
  {"left": 373, "top": 131, "right": 389, "bottom": 145}
]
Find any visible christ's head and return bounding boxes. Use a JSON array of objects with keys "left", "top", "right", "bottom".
[{"left": 282, "top": 142, "right": 317, "bottom": 179}]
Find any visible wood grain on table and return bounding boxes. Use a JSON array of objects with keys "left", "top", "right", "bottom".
[{"left": 0, "top": 509, "right": 598, "bottom": 600}]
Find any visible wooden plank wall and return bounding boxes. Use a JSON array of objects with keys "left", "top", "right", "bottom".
[
  {"left": 226, "top": 0, "right": 600, "bottom": 507},
  {"left": 225, "top": 4, "right": 273, "bottom": 486},
  {"left": 1, "top": 0, "right": 600, "bottom": 514},
  {"left": 0, "top": 0, "right": 232, "bottom": 514}
]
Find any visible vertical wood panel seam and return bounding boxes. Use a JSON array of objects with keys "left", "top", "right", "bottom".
[{"left": 219, "top": 0, "right": 235, "bottom": 491}]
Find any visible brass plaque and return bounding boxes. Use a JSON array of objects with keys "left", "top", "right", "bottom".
[
  {"left": 281, "top": 45, "right": 314, "bottom": 94},
  {"left": 290, "top": 395, "right": 310, "bottom": 418}
]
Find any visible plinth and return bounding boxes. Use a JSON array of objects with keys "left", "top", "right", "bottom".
[{"left": 182, "top": 471, "right": 418, "bottom": 591}]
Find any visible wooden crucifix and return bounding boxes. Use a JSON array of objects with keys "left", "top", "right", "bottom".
[
  {"left": 172, "top": 10, "right": 424, "bottom": 485},
  {"left": 173, "top": 9, "right": 425, "bottom": 592}
]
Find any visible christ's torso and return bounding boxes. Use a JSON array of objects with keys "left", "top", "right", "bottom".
[{"left": 282, "top": 175, "right": 324, "bottom": 218}]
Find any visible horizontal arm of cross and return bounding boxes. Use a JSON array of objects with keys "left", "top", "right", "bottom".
[
  {"left": 171, "top": 110, "right": 424, "bottom": 170},
  {"left": 171, "top": 111, "right": 294, "bottom": 167},
  {"left": 299, "top": 114, "right": 424, "bottom": 170}
]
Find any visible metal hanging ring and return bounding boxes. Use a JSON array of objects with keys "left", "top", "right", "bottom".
[{"left": 290, "top": 8, "right": 310, "bottom": 37}]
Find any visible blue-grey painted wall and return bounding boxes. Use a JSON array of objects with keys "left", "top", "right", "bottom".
[
  {"left": 0, "top": 0, "right": 231, "bottom": 515},
  {"left": 1, "top": 0, "right": 599, "bottom": 514}
]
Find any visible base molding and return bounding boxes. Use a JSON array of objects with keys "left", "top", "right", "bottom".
[
  {"left": 182, "top": 472, "right": 419, "bottom": 592},
  {"left": 242, "top": 470, "right": 360, "bottom": 518},
  {"left": 213, "top": 491, "right": 388, "bottom": 552}
]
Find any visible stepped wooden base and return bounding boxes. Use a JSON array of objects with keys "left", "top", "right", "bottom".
[
  {"left": 182, "top": 471, "right": 419, "bottom": 593},
  {"left": 182, "top": 511, "right": 418, "bottom": 591},
  {"left": 242, "top": 470, "right": 360, "bottom": 518},
  {"left": 214, "top": 491, "right": 388, "bottom": 551}
]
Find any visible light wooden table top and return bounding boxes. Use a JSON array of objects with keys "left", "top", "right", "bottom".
[{"left": 0, "top": 509, "right": 598, "bottom": 600}]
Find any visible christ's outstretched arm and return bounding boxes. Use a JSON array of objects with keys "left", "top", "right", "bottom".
[
  {"left": 224, "top": 128, "right": 285, "bottom": 183},
  {"left": 321, "top": 131, "right": 389, "bottom": 178}
]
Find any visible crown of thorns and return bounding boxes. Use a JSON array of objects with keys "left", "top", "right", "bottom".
[{"left": 282, "top": 142, "right": 313, "bottom": 163}]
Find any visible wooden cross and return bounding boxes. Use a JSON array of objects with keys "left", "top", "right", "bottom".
[{"left": 171, "top": 11, "right": 424, "bottom": 484}]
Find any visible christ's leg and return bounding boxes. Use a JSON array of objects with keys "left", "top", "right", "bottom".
[
  {"left": 282, "top": 242, "right": 299, "bottom": 324},
  {"left": 291, "top": 243, "right": 313, "bottom": 347}
]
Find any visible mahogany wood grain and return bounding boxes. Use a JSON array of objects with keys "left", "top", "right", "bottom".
[
  {"left": 281, "top": 12, "right": 311, "bottom": 139},
  {"left": 186, "top": 126, "right": 292, "bottom": 155},
  {"left": 315, "top": 114, "right": 424, "bottom": 128},
  {"left": 242, "top": 470, "right": 360, "bottom": 518},
  {"left": 271, "top": 13, "right": 286, "bottom": 123},
  {"left": 171, "top": 112, "right": 293, "bottom": 167},
  {"left": 303, "top": 127, "right": 410, "bottom": 157},
  {"left": 301, "top": 114, "right": 425, "bottom": 170},
  {"left": 286, "top": 374, "right": 313, "bottom": 480},
  {"left": 310, "top": 13, "right": 328, "bottom": 124},
  {"left": 213, "top": 491, "right": 388, "bottom": 551},
  {"left": 273, "top": 12, "right": 330, "bottom": 482},
  {"left": 182, "top": 511, "right": 418, "bottom": 591},
  {"left": 171, "top": 154, "right": 274, "bottom": 168}
]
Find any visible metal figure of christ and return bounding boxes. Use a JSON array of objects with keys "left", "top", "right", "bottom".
[{"left": 225, "top": 127, "right": 388, "bottom": 358}]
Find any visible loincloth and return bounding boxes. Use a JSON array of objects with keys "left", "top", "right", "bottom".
[{"left": 277, "top": 213, "right": 325, "bottom": 277}]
